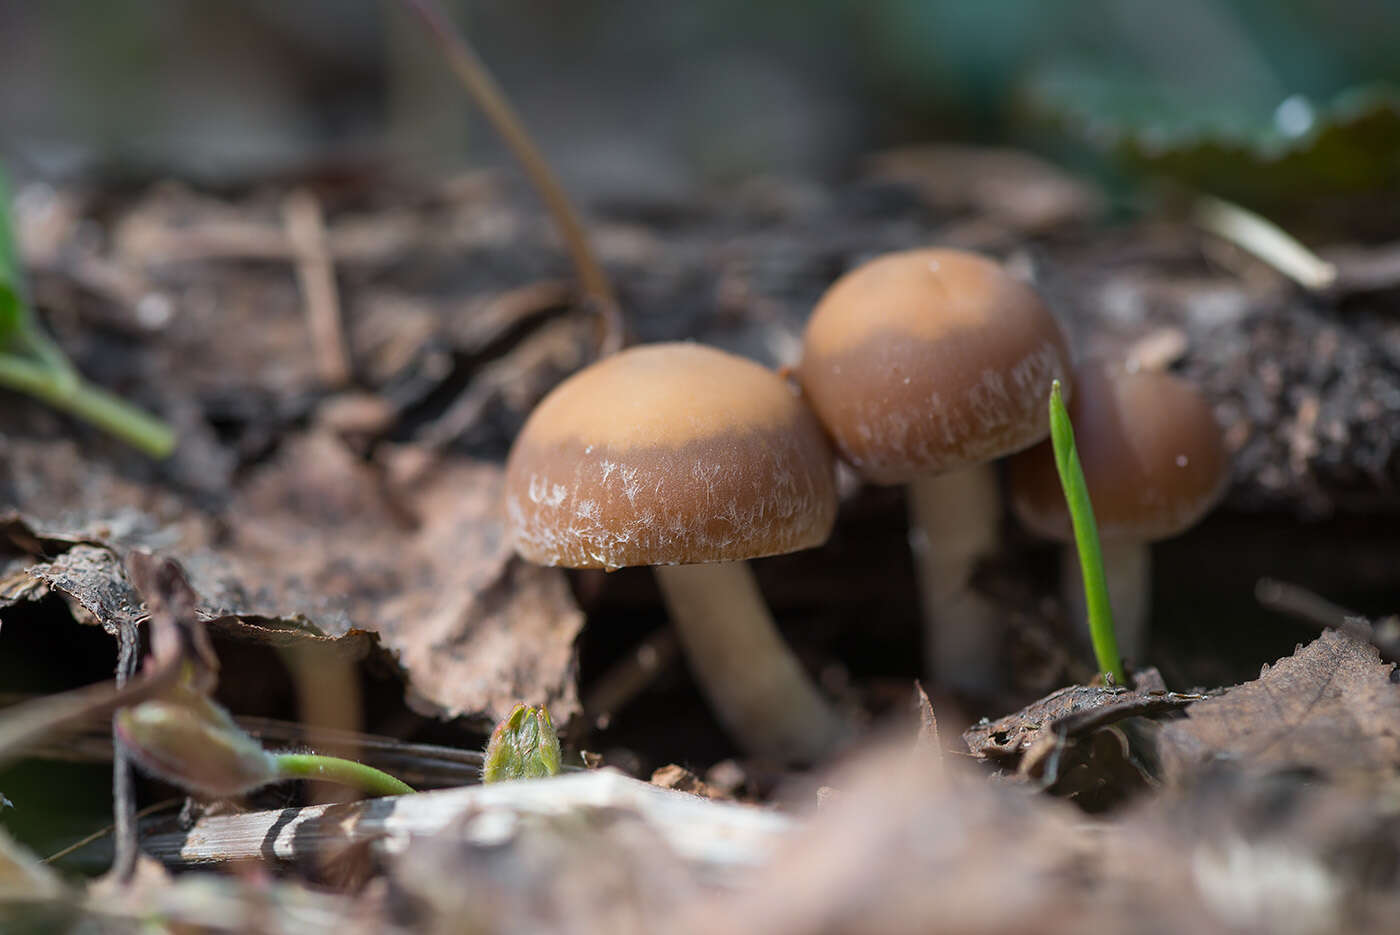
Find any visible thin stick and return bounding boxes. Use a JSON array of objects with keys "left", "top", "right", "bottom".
[
  {"left": 397, "top": 0, "right": 625, "bottom": 356},
  {"left": 1194, "top": 194, "right": 1337, "bottom": 291},
  {"left": 1048, "top": 380, "right": 1126, "bottom": 684},
  {"left": 283, "top": 189, "right": 352, "bottom": 387},
  {"left": 44, "top": 798, "right": 182, "bottom": 865},
  {"left": 581, "top": 627, "right": 679, "bottom": 729},
  {"left": 108, "top": 617, "right": 140, "bottom": 882},
  {"left": 1255, "top": 578, "right": 1400, "bottom": 660}
]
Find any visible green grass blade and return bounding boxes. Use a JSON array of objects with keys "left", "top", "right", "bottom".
[
  {"left": 0, "top": 167, "right": 26, "bottom": 341},
  {"left": 1048, "top": 380, "right": 1127, "bottom": 684}
]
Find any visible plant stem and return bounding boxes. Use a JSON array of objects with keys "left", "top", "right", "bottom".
[
  {"left": 398, "top": 0, "right": 625, "bottom": 356},
  {"left": 273, "top": 753, "right": 415, "bottom": 797},
  {"left": 0, "top": 353, "right": 175, "bottom": 458},
  {"left": 1047, "top": 380, "right": 1127, "bottom": 685}
]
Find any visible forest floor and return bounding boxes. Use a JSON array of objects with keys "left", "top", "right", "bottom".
[{"left": 2, "top": 147, "right": 1399, "bottom": 933}]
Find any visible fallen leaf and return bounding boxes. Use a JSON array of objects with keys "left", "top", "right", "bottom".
[
  {"left": 1156, "top": 628, "right": 1400, "bottom": 787},
  {"left": 199, "top": 433, "right": 584, "bottom": 723},
  {"left": 2, "top": 434, "right": 585, "bottom": 726}
]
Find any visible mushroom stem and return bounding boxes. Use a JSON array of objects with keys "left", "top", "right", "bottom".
[
  {"left": 907, "top": 464, "right": 1003, "bottom": 693},
  {"left": 1061, "top": 540, "right": 1150, "bottom": 663},
  {"left": 652, "top": 561, "right": 850, "bottom": 762}
]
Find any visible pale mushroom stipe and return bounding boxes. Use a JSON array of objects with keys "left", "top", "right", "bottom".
[
  {"left": 1008, "top": 360, "right": 1231, "bottom": 659},
  {"left": 797, "top": 248, "right": 1073, "bottom": 693},
  {"left": 505, "top": 342, "right": 850, "bottom": 762}
]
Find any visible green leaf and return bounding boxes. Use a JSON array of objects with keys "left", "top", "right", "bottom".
[{"left": 1026, "top": 70, "right": 1400, "bottom": 209}]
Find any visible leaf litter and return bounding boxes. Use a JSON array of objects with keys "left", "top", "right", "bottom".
[{"left": 1, "top": 156, "right": 1400, "bottom": 932}]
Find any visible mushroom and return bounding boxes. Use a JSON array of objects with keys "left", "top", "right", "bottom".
[
  {"left": 505, "top": 342, "right": 849, "bottom": 762},
  {"left": 797, "top": 248, "right": 1073, "bottom": 693},
  {"left": 1007, "top": 359, "right": 1230, "bottom": 659}
]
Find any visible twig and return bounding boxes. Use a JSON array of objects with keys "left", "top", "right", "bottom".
[
  {"left": 283, "top": 189, "right": 352, "bottom": 387},
  {"left": 580, "top": 627, "right": 679, "bottom": 729},
  {"left": 108, "top": 616, "right": 141, "bottom": 883},
  {"left": 44, "top": 798, "right": 182, "bottom": 865},
  {"left": 1255, "top": 578, "right": 1400, "bottom": 661},
  {"left": 396, "top": 0, "right": 625, "bottom": 356},
  {"left": 1194, "top": 194, "right": 1338, "bottom": 291},
  {"left": 0, "top": 555, "right": 215, "bottom": 783}
]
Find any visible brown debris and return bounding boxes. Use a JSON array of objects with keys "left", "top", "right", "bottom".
[
  {"left": 965, "top": 667, "right": 1175, "bottom": 762},
  {"left": 865, "top": 144, "right": 1106, "bottom": 235},
  {"left": 912, "top": 680, "right": 943, "bottom": 765},
  {"left": 649, "top": 764, "right": 728, "bottom": 800}
]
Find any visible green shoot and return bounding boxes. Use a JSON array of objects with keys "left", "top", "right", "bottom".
[
  {"left": 0, "top": 168, "right": 176, "bottom": 458},
  {"left": 1047, "top": 379, "right": 1127, "bottom": 685},
  {"left": 482, "top": 703, "right": 562, "bottom": 782},
  {"left": 271, "top": 753, "right": 415, "bottom": 797}
]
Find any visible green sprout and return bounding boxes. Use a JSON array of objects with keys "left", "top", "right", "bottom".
[
  {"left": 481, "top": 704, "right": 562, "bottom": 783},
  {"left": 1047, "top": 379, "right": 1128, "bottom": 685},
  {"left": 116, "top": 692, "right": 413, "bottom": 799},
  {"left": 0, "top": 168, "right": 176, "bottom": 458}
]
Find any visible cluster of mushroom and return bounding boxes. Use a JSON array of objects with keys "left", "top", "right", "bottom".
[{"left": 504, "top": 247, "right": 1230, "bottom": 764}]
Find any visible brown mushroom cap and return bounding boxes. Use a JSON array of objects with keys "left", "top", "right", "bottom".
[
  {"left": 505, "top": 342, "right": 837, "bottom": 570},
  {"left": 798, "top": 248, "right": 1073, "bottom": 484},
  {"left": 1007, "top": 361, "right": 1231, "bottom": 543}
]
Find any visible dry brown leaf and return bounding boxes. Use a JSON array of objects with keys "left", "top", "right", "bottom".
[
  {"left": 2, "top": 433, "right": 584, "bottom": 726},
  {"left": 1157, "top": 628, "right": 1400, "bottom": 786},
  {"left": 206, "top": 433, "right": 583, "bottom": 723}
]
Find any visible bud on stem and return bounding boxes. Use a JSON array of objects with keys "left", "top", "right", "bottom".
[{"left": 482, "top": 704, "right": 562, "bottom": 782}]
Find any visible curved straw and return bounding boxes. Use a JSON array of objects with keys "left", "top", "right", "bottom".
[{"left": 399, "top": 0, "right": 625, "bottom": 356}]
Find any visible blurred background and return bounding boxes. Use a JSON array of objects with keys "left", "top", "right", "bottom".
[{"left": 2, "top": 0, "right": 1397, "bottom": 224}]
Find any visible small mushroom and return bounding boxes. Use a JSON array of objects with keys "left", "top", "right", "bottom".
[
  {"left": 797, "top": 248, "right": 1073, "bottom": 693},
  {"left": 505, "top": 342, "right": 849, "bottom": 762},
  {"left": 1007, "top": 359, "right": 1230, "bottom": 659}
]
